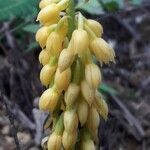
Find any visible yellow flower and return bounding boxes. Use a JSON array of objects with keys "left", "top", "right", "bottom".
[
  {"left": 39, "top": 49, "right": 50, "bottom": 66},
  {"left": 56, "top": 16, "right": 68, "bottom": 37},
  {"left": 62, "top": 130, "right": 77, "bottom": 149},
  {"left": 58, "top": 48, "right": 75, "bottom": 72},
  {"left": 47, "top": 132, "right": 62, "bottom": 150},
  {"left": 86, "top": 19, "right": 103, "bottom": 37},
  {"left": 77, "top": 97, "right": 88, "bottom": 126},
  {"left": 81, "top": 80, "right": 94, "bottom": 106},
  {"left": 56, "top": 0, "right": 69, "bottom": 11},
  {"left": 90, "top": 38, "right": 115, "bottom": 64},
  {"left": 94, "top": 90, "right": 108, "bottom": 120},
  {"left": 71, "top": 29, "right": 89, "bottom": 55},
  {"left": 85, "top": 63, "right": 101, "bottom": 89},
  {"left": 37, "top": 3, "right": 60, "bottom": 25},
  {"left": 64, "top": 83, "right": 80, "bottom": 107},
  {"left": 39, "top": 88, "right": 59, "bottom": 112},
  {"left": 40, "top": 64, "right": 56, "bottom": 86},
  {"left": 80, "top": 139, "right": 95, "bottom": 150},
  {"left": 36, "top": 26, "right": 51, "bottom": 48},
  {"left": 64, "top": 109, "right": 78, "bottom": 133},
  {"left": 46, "top": 31, "right": 64, "bottom": 56},
  {"left": 86, "top": 105, "right": 100, "bottom": 137},
  {"left": 55, "top": 68, "right": 71, "bottom": 92},
  {"left": 39, "top": 0, "right": 57, "bottom": 9},
  {"left": 63, "top": 37, "right": 69, "bottom": 48}
]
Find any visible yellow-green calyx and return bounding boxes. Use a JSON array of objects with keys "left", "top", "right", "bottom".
[{"left": 36, "top": 0, "right": 115, "bottom": 149}]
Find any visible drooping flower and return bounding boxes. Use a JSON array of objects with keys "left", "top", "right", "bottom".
[
  {"left": 39, "top": 88, "right": 60, "bottom": 112},
  {"left": 37, "top": 4, "right": 60, "bottom": 25},
  {"left": 85, "top": 63, "right": 102, "bottom": 89},
  {"left": 90, "top": 38, "right": 115, "bottom": 64},
  {"left": 71, "top": 29, "right": 89, "bottom": 55},
  {"left": 86, "top": 19, "right": 103, "bottom": 37},
  {"left": 47, "top": 132, "right": 62, "bottom": 150}
]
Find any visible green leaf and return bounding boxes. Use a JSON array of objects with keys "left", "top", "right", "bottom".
[
  {"left": 97, "top": 0, "right": 124, "bottom": 11},
  {"left": 103, "top": 1, "right": 120, "bottom": 11},
  {"left": 101, "top": 0, "right": 124, "bottom": 7},
  {"left": 0, "top": 0, "right": 38, "bottom": 21},
  {"left": 131, "top": 0, "right": 143, "bottom": 5},
  {"left": 23, "top": 24, "right": 40, "bottom": 33},
  {"left": 98, "top": 83, "right": 118, "bottom": 96},
  {"left": 76, "top": 0, "right": 104, "bottom": 15},
  {"left": 25, "top": 42, "right": 38, "bottom": 52}
]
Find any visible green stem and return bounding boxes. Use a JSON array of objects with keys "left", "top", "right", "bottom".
[
  {"left": 78, "top": 12, "right": 84, "bottom": 29},
  {"left": 81, "top": 49, "right": 92, "bottom": 65},
  {"left": 49, "top": 75, "right": 55, "bottom": 88},
  {"left": 79, "top": 127, "right": 91, "bottom": 141},
  {"left": 49, "top": 56, "right": 58, "bottom": 66},
  {"left": 67, "top": 0, "right": 75, "bottom": 39},
  {"left": 56, "top": 16, "right": 68, "bottom": 32},
  {"left": 54, "top": 113, "right": 64, "bottom": 135}
]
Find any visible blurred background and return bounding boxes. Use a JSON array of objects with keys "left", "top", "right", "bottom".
[{"left": 0, "top": 0, "right": 150, "bottom": 149}]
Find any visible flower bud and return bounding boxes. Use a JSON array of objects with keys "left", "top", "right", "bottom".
[
  {"left": 64, "top": 83, "right": 80, "bottom": 107},
  {"left": 36, "top": 26, "right": 50, "bottom": 48},
  {"left": 90, "top": 38, "right": 115, "bottom": 64},
  {"left": 80, "top": 139, "right": 95, "bottom": 150},
  {"left": 62, "top": 130, "right": 77, "bottom": 149},
  {"left": 58, "top": 49, "right": 75, "bottom": 72},
  {"left": 39, "top": 88, "right": 59, "bottom": 112},
  {"left": 85, "top": 63, "right": 101, "bottom": 89},
  {"left": 81, "top": 80, "right": 94, "bottom": 106},
  {"left": 47, "top": 132, "right": 62, "bottom": 150},
  {"left": 39, "top": 49, "right": 50, "bottom": 66},
  {"left": 46, "top": 31, "right": 64, "bottom": 56},
  {"left": 40, "top": 64, "right": 56, "bottom": 86},
  {"left": 94, "top": 91, "right": 108, "bottom": 120},
  {"left": 71, "top": 29, "right": 89, "bottom": 55},
  {"left": 77, "top": 98, "right": 88, "bottom": 126},
  {"left": 64, "top": 109, "right": 78, "bottom": 133},
  {"left": 86, "top": 19, "right": 103, "bottom": 37},
  {"left": 56, "top": 16, "right": 68, "bottom": 37},
  {"left": 37, "top": 4, "right": 60, "bottom": 25},
  {"left": 39, "top": 0, "right": 57, "bottom": 9},
  {"left": 55, "top": 68, "right": 71, "bottom": 92},
  {"left": 86, "top": 106, "right": 100, "bottom": 134},
  {"left": 63, "top": 37, "right": 69, "bottom": 48},
  {"left": 57, "top": 0, "right": 69, "bottom": 11}
]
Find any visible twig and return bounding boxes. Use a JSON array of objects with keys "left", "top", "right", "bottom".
[
  {"left": 115, "top": 17, "right": 140, "bottom": 40},
  {"left": 131, "top": 51, "right": 150, "bottom": 59},
  {"left": 0, "top": 91, "right": 35, "bottom": 131},
  {"left": 0, "top": 42, "right": 8, "bottom": 55},
  {"left": 33, "top": 108, "right": 48, "bottom": 145},
  {"left": 3, "top": 22, "right": 16, "bottom": 50},
  {"left": 0, "top": 92, "right": 21, "bottom": 150},
  {"left": 109, "top": 94, "right": 145, "bottom": 141}
]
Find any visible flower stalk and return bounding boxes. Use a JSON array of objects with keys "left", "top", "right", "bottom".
[{"left": 67, "top": 0, "right": 75, "bottom": 39}]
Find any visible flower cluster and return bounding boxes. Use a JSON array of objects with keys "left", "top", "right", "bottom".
[{"left": 36, "top": 0, "right": 115, "bottom": 149}]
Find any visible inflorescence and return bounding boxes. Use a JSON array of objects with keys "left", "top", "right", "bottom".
[{"left": 36, "top": 0, "right": 115, "bottom": 149}]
